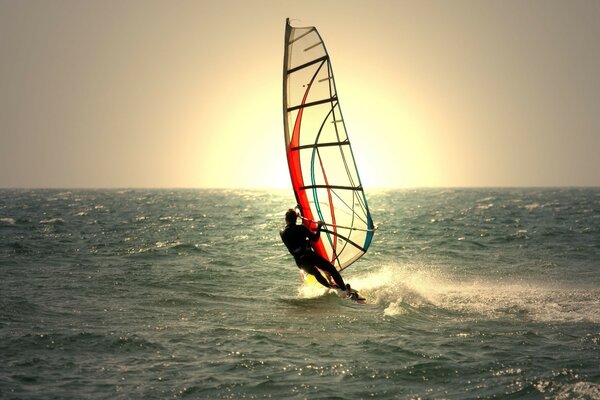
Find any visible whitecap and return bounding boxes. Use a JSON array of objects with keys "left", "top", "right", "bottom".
[
  {"left": 39, "top": 218, "right": 64, "bottom": 225},
  {"left": 383, "top": 301, "right": 405, "bottom": 316},
  {"left": 553, "top": 381, "right": 600, "bottom": 399},
  {"left": 524, "top": 203, "right": 541, "bottom": 210}
]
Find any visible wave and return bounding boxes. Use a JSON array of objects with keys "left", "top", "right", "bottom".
[
  {"left": 39, "top": 218, "right": 65, "bottom": 225},
  {"left": 545, "top": 381, "right": 600, "bottom": 399},
  {"left": 0, "top": 217, "right": 17, "bottom": 225},
  {"left": 2, "top": 331, "right": 164, "bottom": 356},
  {"left": 346, "top": 263, "right": 600, "bottom": 323},
  {"left": 128, "top": 241, "right": 210, "bottom": 256}
]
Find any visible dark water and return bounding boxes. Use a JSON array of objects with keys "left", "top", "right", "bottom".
[{"left": 1, "top": 188, "right": 599, "bottom": 399}]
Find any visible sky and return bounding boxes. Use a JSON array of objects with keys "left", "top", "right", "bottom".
[{"left": 1, "top": 0, "right": 599, "bottom": 189}]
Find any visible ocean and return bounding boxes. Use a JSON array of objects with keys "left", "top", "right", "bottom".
[{"left": 1, "top": 188, "right": 599, "bottom": 399}]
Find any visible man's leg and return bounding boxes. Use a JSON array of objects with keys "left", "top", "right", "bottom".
[
  {"left": 300, "top": 264, "right": 333, "bottom": 289},
  {"left": 310, "top": 253, "right": 346, "bottom": 290}
]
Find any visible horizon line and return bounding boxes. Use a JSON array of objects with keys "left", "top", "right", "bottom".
[{"left": 1, "top": 185, "right": 599, "bottom": 190}]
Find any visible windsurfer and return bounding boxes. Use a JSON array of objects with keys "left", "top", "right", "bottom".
[{"left": 280, "top": 208, "right": 357, "bottom": 299}]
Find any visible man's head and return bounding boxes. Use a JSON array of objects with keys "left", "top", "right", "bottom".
[{"left": 285, "top": 208, "right": 298, "bottom": 225}]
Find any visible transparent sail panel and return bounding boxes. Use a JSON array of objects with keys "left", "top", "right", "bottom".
[{"left": 283, "top": 19, "right": 374, "bottom": 271}]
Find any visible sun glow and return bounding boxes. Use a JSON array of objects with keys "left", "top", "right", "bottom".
[
  {"left": 189, "top": 71, "right": 292, "bottom": 189},
  {"left": 341, "top": 82, "right": 443, "bottom": 188}
]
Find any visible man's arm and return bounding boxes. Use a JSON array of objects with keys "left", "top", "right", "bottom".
[{"left": 306, "top": 221, "right": 324, "bottom": 241}]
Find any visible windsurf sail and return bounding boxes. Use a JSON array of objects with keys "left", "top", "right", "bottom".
[{"left": 283, "top": 18, "right": 375, "bottom": 272}]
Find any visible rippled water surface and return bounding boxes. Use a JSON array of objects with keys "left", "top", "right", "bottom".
[{"left": 1, "top": 188, "right": 599, "bottom": 399}]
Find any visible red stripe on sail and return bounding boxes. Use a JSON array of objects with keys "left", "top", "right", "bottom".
[
  {"left": 287, "top": 83, "right": 315, "bottom": 229},
  {"left": 315, "top": 150, "right": 337, "bottom": 264}
]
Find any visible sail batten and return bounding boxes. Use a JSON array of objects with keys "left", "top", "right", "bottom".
[
  {"left": 291, "top": 140, "right": 349, "bottom": 151},
  {"left": 299, "top": 184, "right": 362, "bottom": 191},
  {"left": 287, "top": 97, "right": 337, "bottom": 112},
  {"left": 283, "top": 18, "right": 374, "bottom": 272},
  {"left": 304, "top": 42, "right": 323, "bottom": 51},
  {"left": 288, "top": 27, "right": 316, "bottom": 44},
  {"left": 287, "top": 55, "right": 328, "bottom": 74}
]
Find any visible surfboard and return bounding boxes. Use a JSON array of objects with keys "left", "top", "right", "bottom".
[
  {"left": 347, "top": 288, "right": 366, "bottom": 304},
  {"left": 302, "top": 271, "right": 366, "bottom": 304}
]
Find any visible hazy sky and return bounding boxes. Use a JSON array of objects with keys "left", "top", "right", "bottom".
[{"left": 1, "top": 0, "right": 599, "bottom": 188}]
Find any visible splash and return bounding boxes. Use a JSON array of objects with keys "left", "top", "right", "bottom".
[
  {"left": 297, "top": 282, "right": 330, "bottom": 299},
  {"left": 345, "top": 263, "right": 600, "bottom": 323},
  {"left": 341, "top": 264, "right": 436, "bottom": 316}
]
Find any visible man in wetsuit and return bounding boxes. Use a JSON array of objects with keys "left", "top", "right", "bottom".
[{"left": 280, "top": 208, "right": 355, "bottom": 298}]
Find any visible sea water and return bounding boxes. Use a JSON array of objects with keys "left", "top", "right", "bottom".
[{"left": 1, "top": 188, "right": 599, "bottom": 399}]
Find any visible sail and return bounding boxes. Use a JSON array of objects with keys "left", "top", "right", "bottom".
[{"left": 283, "top": 18, "right": 375, "bottom": 272}]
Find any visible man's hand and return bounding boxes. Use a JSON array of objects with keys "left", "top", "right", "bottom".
[{"left": 317, "top": 220, "right": 324, "bottom": 228}]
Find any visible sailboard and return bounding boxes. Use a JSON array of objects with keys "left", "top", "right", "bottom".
[{"left": 282, "top": 18, "right": 375, "bottom": 286}]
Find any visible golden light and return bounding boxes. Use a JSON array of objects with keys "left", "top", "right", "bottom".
[{"left": 340, "top": 79, "right": 444, "bottom": 188}]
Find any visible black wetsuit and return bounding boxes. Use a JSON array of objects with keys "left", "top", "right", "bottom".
[{"left": 280, "top": 223, "right": 346, "bottom": 289}]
